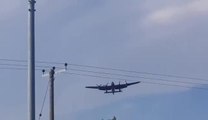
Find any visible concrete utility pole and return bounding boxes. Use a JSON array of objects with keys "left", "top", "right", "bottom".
[
  {"left": 49, "top": 67, "right": 55, "bottom": 120},
  {"left": 28, "top": 0, "right": 36, "bottom": 120},
  {"left": 41, "top": 64, "right": 67, "bottom": 120}
]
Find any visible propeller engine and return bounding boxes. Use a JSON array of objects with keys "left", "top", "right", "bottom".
[{"left": 119, "top": 81, "right": 121, "bottom": 92}]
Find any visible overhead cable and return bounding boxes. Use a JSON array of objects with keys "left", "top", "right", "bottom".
[
  {"left": 0, "top": 58, "right": 208, "bottom": 82},
  {"left": 67, "top": 63, "right": 208, "bottom": 82},
  {"left": 0, "top": 58, "right": 64, "bottom": 65},
  {"left": 68, "top": 68, "right": 208, "bottom": 86},
  {"left": 64, "top": 72, "right": 208, "bottom": 91},
  {"left": 0, "top": 65, "right": 207, "bottom": 91}
]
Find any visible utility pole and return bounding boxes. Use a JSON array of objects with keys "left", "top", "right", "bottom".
[
  {"left": 41, "top": 64, "right": 67, "bottom": 120},
  {"left": 28, "top": 0, "right": 36, "bottom": 120},
  {"left": 49, "top": 67, "right": 55, "bottom": 120}
]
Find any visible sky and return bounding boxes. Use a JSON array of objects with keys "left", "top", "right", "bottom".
[{"left": 0, "top": 0, "right": 208, "bottom": 120}]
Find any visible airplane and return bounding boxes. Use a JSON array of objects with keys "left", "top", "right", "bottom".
[{"left": 85, "top": 81, "right": 140, "bottom": 94}]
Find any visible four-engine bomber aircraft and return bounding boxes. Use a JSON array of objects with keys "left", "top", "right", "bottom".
[{"left": 86, "top": 81, "right": 140, "bottom": 94}]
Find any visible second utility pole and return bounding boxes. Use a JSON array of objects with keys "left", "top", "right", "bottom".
[
  {"left": 42, "top": 64, "right": 67, "bottom": 120},
  {"left": 49, "top": 67, "right": 55, "bottom": 120}
]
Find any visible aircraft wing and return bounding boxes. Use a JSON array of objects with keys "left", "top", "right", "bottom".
[
  {"left": 85, "top": 86, "right": 99, "bottom": 89},
  {"left": 114, "top": 84, "right": 127, "bottom": 89},
  {"left": 114, "top": 81, "right": 140, "bottom": 89},
  {"left": 86, "top": 85, "right": 112, "bottom": 90},
  {"left": 126, "top": 81, "right": 141, "bottom": 86}
]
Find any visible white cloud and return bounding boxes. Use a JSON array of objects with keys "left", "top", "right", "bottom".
[{"left": 145, "top": 0, "right": 208, "bottom": 25}]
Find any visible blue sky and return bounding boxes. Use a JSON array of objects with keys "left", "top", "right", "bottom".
[{"left": 0, "top": 0, "right": 208, "bottom": 120}]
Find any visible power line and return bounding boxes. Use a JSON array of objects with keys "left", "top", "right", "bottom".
[
  {"left": 0, "top": 67, "right": 28, "bottom": 71},
  {"left": 68, "top": 68, "right": 208, "bottom": 86},
  {"left": 0, "top": 63, "right": 51, "bottom": 69},
  {"left": 0, "top": 58, "right": 208, "bottom": 82},
  {"left": 0, "top": 65, "right": 208, "bottom": 91},
  {"left": 1, "top": 66, "right": 208, "bottom": 88},
  {"left": 64, "top": 72, "right": 208, "bottom": 91},
  {"left": 0, "top": 63, "right": 64, "bottom": 69},
  {"left": 0, "top": 58, "right": 64, "bottom": 65},
  {"left": 67, "top": 63, "right": 208, "bottom": 82},
  {"left": 1, "top": 63, "right": 207, "bottom": 86},
  {"left": 0, "top": 63, "right": 27, "bottom": 67},
  {"left": 0, "top": 67, "right": 43, "bottom": 71},
  {"left": 0, "top": 58, "right": 27, "bottom": 63}
]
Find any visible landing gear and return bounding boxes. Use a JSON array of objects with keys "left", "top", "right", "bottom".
[{"left": 119, "top": 88, "right": 121, "bottom": 92}]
